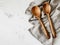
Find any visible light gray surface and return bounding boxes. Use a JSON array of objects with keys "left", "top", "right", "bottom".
[{"left": 0, "top": 0, "right": 43, "bottom": 45}]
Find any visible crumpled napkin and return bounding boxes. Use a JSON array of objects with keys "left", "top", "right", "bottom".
[{"left": 25, "top": 0, "right": 60, "bottom": 45}]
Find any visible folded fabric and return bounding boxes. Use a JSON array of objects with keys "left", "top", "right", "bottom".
[{"left": 25, "top": 0, "right": 60, "bottom": 45}]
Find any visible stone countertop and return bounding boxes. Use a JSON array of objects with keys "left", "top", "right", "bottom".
[{"left": 0, "top": 0, "right": 42, "bottom": 45}]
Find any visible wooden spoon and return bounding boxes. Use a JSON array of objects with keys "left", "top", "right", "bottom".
[
  {"left": 31, "top": 6, "right": 50, "bottom": 39},
  {"left": 43, "top": 2, "right": 56, "bottom": 38}
]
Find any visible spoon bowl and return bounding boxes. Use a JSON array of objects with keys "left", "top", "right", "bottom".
[
  {"left": 31, "top": 6, "right": 41, "bottom": 17},
  {"left": 43, "top": 2, "right": 51, "bottom": 14}
]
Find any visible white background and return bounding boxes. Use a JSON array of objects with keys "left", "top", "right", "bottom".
[{"left": 0, "top": 0, "right": 43, "bottom": 45}]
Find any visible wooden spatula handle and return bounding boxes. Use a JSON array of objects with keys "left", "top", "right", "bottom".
[
  {"left": 47, "top": 14, "right": 56, "bottom": 38},
  {"left": 37, "top": 17, "right": 50, "bottom": 39}
]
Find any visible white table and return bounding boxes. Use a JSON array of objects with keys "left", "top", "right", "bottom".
[{"left": 0, "top": 0, "right": 43, "bottom": 45}]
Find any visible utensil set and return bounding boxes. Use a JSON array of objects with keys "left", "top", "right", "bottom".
[{"left": 31, "top": 2, "right": 56, "bottom": 39}]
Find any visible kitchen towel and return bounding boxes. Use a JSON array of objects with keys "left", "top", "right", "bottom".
[{"left": 25, "top": 0, "right": 60, "bottom": 45}]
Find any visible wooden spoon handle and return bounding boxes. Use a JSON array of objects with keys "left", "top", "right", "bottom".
[
  {"left": 47, "top": 14, "right": 56, "bottom": 38},
  {"left": 37, "top": 17, "right": 50, "bottom": 39}
]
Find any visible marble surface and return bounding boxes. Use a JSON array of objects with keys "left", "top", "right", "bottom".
[
  {"left": 0, "top": 0, "right": 43, "bottom": 45},
  {"left": 0, "top": 0, "right": 60, "bottom": 45}
]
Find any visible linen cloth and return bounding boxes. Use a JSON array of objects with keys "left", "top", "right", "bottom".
[{"left": 25, "top": 0, "right": 60, "bottom": 45}]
